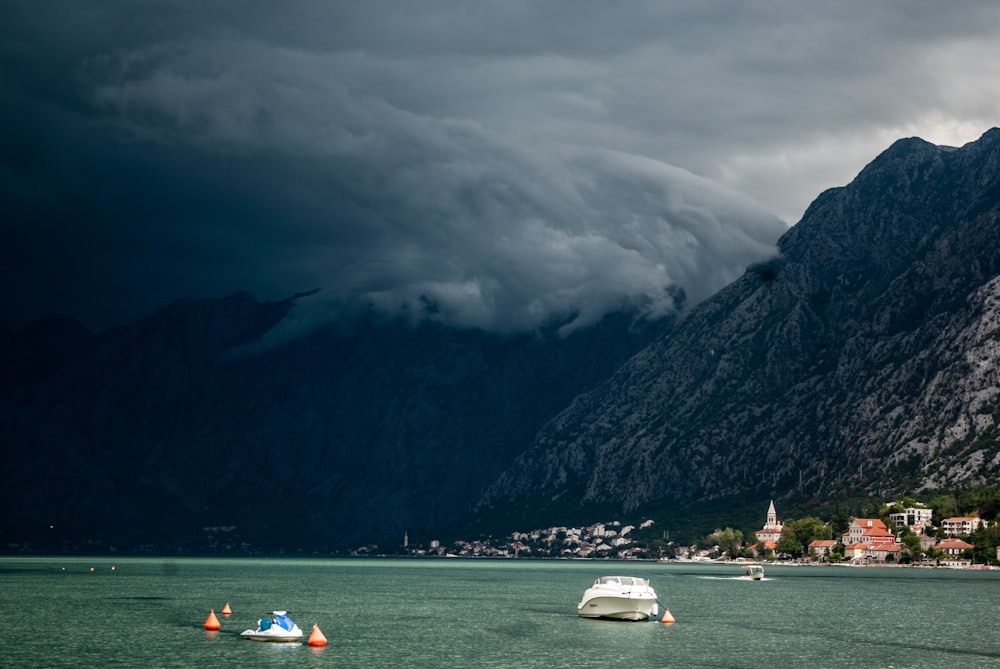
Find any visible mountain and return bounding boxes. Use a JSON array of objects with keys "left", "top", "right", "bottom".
[
  {"left": 479, "top": 128, "right": 1000, "bottom": 531},
  {"left": 0, "top": 315, "right": 104, "bottom": 394},
  {"left": 5, "top": 128, "right": 1000, "bottom": 555},
  {"left": 0, "top": 292, "right": 673, "bottom": 553}
]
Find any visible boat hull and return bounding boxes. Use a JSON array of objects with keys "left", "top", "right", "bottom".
[
  {"left": 577, "top": 595, "right": 657, "bottom": 621},
  {"left": 240, "top": 631, "right": 303, "bottom": 642}
]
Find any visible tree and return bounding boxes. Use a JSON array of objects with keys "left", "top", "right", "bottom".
[
  {"left": 862, "top": 499, "right": 883, "bottom": 518},
  {"left": 901, "top": 534, "right": 922, "bottom": 563},
  {"left": 926, "top": 547, "right": 945, "bottom": 565},
  {"left": 969, "top": 524, "right": 1000, "bottom": 565},
  {"left": 704, "top": 527, "right": 744, "bottom": 558},
  {"left": 779, "top": 517, "right": 831, "bottom": 558},
  {"left": 829, "top": 504, "right": 850, "bottom": 537},
  {"left": 930, "top": 494, "right": 958, "bottom": 524},
  {"left": 647, "top": 538, "right": 675, "bottom": 560},
  {"left": 743, "top": 531, "right": 767, "bottom": 559},
  {"left": 979, "top": 493, "right": 999, "bottom": 522},
  {"left": 777, "top": 528, "right": 802, "bottom": 558},
  {"left": 886, "top": 502, "right": 904, "bottom": 515}
]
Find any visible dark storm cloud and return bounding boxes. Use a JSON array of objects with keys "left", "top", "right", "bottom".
[{"left": 3, "top": 2, "right": 999, "bottom": 332}]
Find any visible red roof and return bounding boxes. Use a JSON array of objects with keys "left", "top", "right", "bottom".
[
  {"left": 869, "top": 542, "right": 901, "bottom": 553},
  {"left": 936, "top": 538, "right": 974, "bottom": 550}
]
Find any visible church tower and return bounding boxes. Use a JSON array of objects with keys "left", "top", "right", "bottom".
[
  {"left": 766, "top": 500, "right": 778, "bottom": 528},
  {"left": 757, "top": 500, "right": 784, "bottom": 544}
]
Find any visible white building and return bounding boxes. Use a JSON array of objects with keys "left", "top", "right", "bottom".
[
  {"left": 941, "top": 517, "right": 983, "bottom": 537},
  {"left": 888, "top": 506, "right": 933, "bottom": 529},
  {"left": 756, "top": 501, "right": 784, "bottom": 544},
  {"left": 842, "top": 518, "right": 894, "bottom": 548}
]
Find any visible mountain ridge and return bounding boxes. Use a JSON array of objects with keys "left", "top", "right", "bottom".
[
  {"left": 4, "top": 128, "right": 1000, "bottom": 553},
  {"left": 0, "top": 295, "right": 672, "bottom": 551},
  {"left": 477, "top": 128, "right": 1000, "bottom": 527}
]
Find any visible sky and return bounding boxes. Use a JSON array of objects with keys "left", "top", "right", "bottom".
[{"left": 3, "top": 1, "right": 999, "bottom": 335}]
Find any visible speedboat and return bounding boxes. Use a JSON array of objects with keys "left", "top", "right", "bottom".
[
  {"left": 577, "top": 576, "right": 659, "bottom": 621},
  {"left": 742, "top": 563, "right": 765, "bottom": 580},
  {"left": 241, "top": 611, "right": 304, "bottom": 642}
]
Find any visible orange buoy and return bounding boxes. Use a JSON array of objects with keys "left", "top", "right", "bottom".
[
  {"left": 204, "top": 609, "right": 221, "bottom": 631},
  {"left": 308, "top": 623, "right": 328, "bottom": 647},
  {"left": 221, "top": 602, "right": 232, "bottom": 616},
  {"left": 661, "top": 608, "right": 675, "bottom": 625}
]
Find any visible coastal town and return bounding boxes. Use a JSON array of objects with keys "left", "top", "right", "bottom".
[{"left": 381, "top": 499, "right": 1000, "bottom": 568}]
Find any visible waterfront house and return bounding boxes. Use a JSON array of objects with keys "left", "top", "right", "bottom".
[
  {"left": 749, "top": 539, "right": 778, "bottom": 559},
  {"left": 808, "top": 539, "right": 838, "bottom": 559},
  {"left": 936, "top": 537, "right": 974, "bottom": 557},
  {"left": 843, "top": 518, "right": 895, "bottom": 548},
  {"left": 941, "top": 517, "right": 983, "bottom": 537},
  {"left": 867, "top": 542, "right": 903, "bottom": 562},
  {"left": 844, "top": 542, "right": 868, "bottom": 560}
]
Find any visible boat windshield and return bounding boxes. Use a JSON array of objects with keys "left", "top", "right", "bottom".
[{"left": 597, "top": 576, "right": 647, "bottom": 587}]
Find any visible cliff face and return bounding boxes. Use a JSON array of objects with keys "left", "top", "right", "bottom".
[{"left": 480, "top": 129, "right": 1000, "bottom": 523}]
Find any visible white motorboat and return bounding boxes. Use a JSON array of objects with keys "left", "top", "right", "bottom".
[
  {"left": 577, "top": 576, "right": 659, "bottom": 621},
  {"left": 241, "top": 611, "right": 304, "bottom": 642},
  {"left": 742, "top": 563, "right": 765, "bottom": 580}
]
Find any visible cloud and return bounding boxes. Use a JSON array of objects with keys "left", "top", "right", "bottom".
[{"left": 2, "top": 2, "right": 999, "bottom": 332}]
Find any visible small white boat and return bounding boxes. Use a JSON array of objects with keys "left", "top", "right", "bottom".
[
  {"left": 241, "top": 611, "right": 304, "bottom": 642},
  {"left": 742, "top": 564, "right": 765, "bottom": 580},
  {"left": 577, "top": 576, "right": 659, "bottom": 621}
]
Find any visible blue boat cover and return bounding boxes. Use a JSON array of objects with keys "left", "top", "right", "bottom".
[{"left": 275, "top": 614, "right": 295, "bottom": 631}]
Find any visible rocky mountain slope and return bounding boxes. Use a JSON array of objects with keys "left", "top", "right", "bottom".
[
  {"left": 4, "top": 128, "right": 1000, "bottom": 554},
  {"left": 0, "top": 294, "right": 671, "bottom": 552},
  {"left": 480, "top": 129, "right": 1000, "bottom": 527}
]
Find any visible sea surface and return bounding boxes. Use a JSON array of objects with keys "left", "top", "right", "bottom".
[{"left": 1, "top": 556, "right": 998, "bottom": 668}]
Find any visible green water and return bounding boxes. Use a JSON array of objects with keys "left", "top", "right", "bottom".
[{"left": 1, "top": 557, "right": 998, "bottom": 668}]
